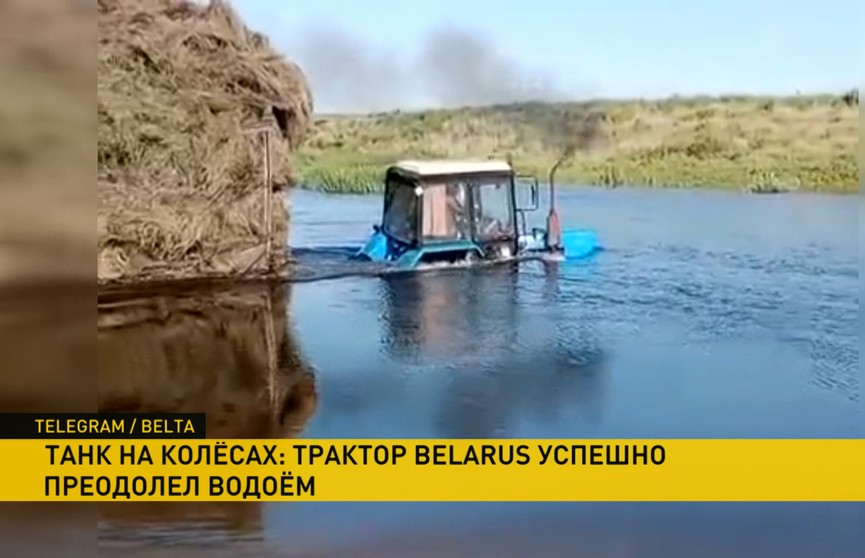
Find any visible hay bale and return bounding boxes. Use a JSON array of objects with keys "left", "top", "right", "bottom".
[{"left": 97, "top": 0, "right": 313, "bottom": 282}]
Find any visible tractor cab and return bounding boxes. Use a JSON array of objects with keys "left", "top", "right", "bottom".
[{"left": 357, "top": 159, "right": 544, "bottom": 268}]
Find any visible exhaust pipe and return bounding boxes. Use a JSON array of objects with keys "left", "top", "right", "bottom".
[{"left": 546, "top": 156, "right": 564, "bottom": 252}]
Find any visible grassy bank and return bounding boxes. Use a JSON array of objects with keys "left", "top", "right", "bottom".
[{"left": 295, "top": 92, "right": 859, "bottom": 194}]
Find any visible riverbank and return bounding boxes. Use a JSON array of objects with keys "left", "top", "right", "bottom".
[{"left": 295, "top": 92, "right": 858, "bottom": 194}]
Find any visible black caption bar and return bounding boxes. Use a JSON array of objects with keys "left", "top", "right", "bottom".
[{"left": 0, "top": 413, "right": 206, "bottom": 439}]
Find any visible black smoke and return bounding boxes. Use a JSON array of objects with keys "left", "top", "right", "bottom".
[{"left": 291, "top": 22, "right": 569, "bottom": 113}]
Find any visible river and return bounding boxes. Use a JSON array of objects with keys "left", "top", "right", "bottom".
[{"left": 91, "top": 186, "right": 860, "bottom": 556}]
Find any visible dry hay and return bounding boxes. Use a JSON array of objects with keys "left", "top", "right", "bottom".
[{"left": 98, "top": 0, "right": 313, "bottom": 282}]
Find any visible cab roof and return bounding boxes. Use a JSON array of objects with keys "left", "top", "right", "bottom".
[{"left": 388, "top": 159, "right": 513, "bottom": 178}]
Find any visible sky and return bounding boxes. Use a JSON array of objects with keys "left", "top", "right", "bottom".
[{"left": 234, "top": 0, "right": 861, "bottom": 113}]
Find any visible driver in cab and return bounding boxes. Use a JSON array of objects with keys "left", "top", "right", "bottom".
[{"left": 423, "top": 182, "right": 469, "bottom": 239}]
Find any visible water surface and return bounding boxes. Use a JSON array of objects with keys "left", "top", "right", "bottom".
[{"left": 97, "top": 186, "right": 861, "bottom": 556}]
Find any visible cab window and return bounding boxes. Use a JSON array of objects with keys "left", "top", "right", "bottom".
[
  {"left": 421, "top": 181, "right": 471, "bottom": 241},
  {"left": 382, "top": 180, "right": 418, "bottom": 244},
  {"left": 473, "top": 180, "right": 515, "bottom": 240}
]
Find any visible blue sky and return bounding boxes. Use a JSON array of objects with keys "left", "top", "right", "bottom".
[{"left": 235, "top": 0, "right": 861, "bottom": 113}]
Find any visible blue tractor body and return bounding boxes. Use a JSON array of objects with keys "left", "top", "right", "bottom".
[{"left": 355, "top": 159, "right": 598, "bottom": 268}]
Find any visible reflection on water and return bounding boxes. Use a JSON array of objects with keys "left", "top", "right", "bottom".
[
  {"left": 378, "top": 263, "right": 524, "bottom": 363},
  {"left": 378, "top": 262, "right": 607, "bottom": 438},
  {"left": 297, "top": 261, "right": 608, "bottom": 441},
  {"left": 96, "top": 282, "right": 317, "bottom": 548}
]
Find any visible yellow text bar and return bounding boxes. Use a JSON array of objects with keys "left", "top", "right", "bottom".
[{"left": 0, "top": 439, "right": 862, "bottom": 502}]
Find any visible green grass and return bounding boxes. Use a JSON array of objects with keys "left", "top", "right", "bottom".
[{"left": 294, "top": 91, "right": 859, "bottom": 194}]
